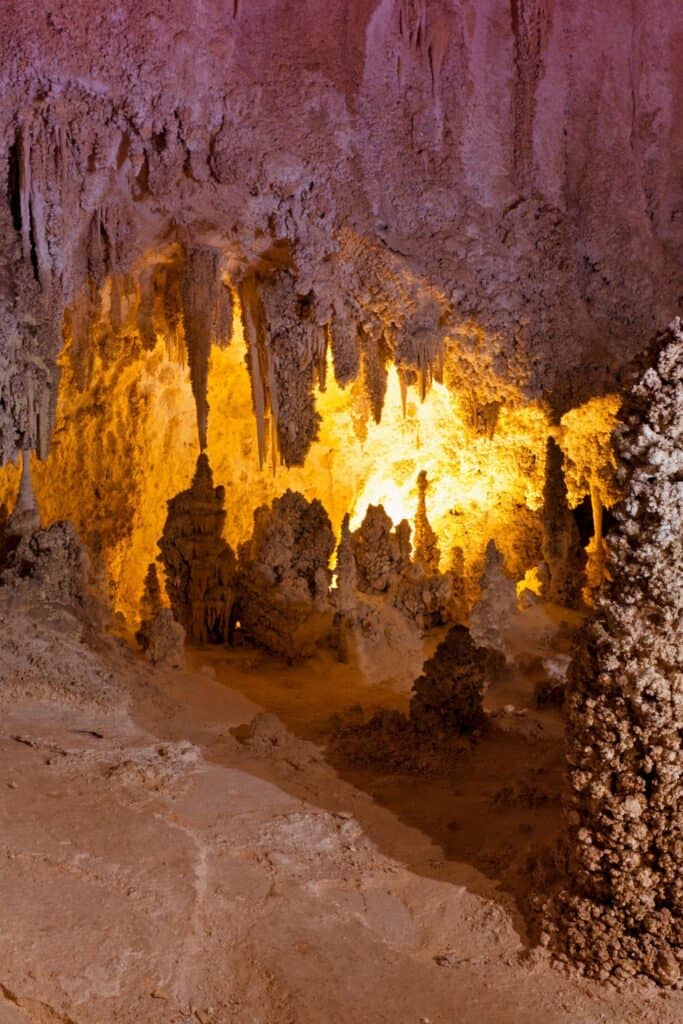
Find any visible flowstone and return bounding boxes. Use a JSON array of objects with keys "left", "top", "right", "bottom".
[{"left": 548, "top": 318, "right": 683, "bottom": 985}]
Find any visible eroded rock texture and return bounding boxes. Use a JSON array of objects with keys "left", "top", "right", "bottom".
[
  {"left": 0, "top": 1, "right": 681, "bottom": 466},
  {"left": 550, "top": 318, "right": 683, "bottom": 985},
  {"left": 236, "top": 490, "right": 336, "bottom": 659},
  {"left": 158, "top": 454, "right": 237, "bottom": 643}
]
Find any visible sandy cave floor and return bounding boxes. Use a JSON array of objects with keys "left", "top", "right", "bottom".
[{"left": 0, "top": 604, "right": 682, "bottom": 1024}]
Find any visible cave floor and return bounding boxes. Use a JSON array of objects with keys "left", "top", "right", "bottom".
[{"left": 0, "top": 604, "right": 680, "bottom": 1024}]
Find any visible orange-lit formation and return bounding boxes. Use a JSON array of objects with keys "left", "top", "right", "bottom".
[{"left": 0, "top": 291, "right": 621, "bottom": 624}]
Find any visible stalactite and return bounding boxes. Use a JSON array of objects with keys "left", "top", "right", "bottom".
[
  {"left": 238, "top": 274, "right": 272, "bottom": 468},
  {"left": 239, "top": 271, "right": 322, "bottom": 468},
  {"left": 181, "top": 246, "right": 232, "bottom": 450},
  {"left": 361, "top": 331, "right": 391, "bottom": 425},
  {"left": 8, "top": 449, "right": 40, "bottom": 535}
]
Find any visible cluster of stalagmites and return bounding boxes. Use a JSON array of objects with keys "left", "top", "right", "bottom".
[
  {"left": 546, "top": 319, "right": 683, "bottom": 986},
  {"left": 145, "top": 457, "right": 469, "bottom": 663},
  {"left": 141, "top": 439, "right": 591, "bottom": 671},
  {"left": 335, "top": 472, "right": 463, "bottom": 671}
]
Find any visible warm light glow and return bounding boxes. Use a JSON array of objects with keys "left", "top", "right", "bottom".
[
  {"left": 558, "top": 394, "right": 621, "bottom": 509},
  {"left": 207, "top": 320, "right": 553, "bottom": 588},
  {"left": 0, "top": 278, "right": 621, "bottom": 623},
  {"left": 516, "top": 565, "right": 544, "bottom": 598}
]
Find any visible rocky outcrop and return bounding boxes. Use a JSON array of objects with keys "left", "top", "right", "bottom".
[
  {"left": 236, "top": 490, "right": 335, "bottom": 659},
  {"left": 157, "top": 454, "right": 237, "bottom": 644},
  {"left": 549, "top": 318, "right": 683, "bottom": 985}
]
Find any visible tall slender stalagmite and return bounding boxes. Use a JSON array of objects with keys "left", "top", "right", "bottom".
[
  {"left": 541, "top": 436, "right": 586, "bottom": 607},
  {"left": 551, "top": 318, "right": 683, "bottom": 984}
]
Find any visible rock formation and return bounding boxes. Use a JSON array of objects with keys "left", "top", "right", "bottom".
[
  {"left": 157, "top": 454, "right": 237, "bottom": 644},
  {"left": 334, "top": 622, "right": 497, "bottom": 769},
  {"left": 351, "top": 502, "right": 458, "bottom": 631},
  {"left": 469, "top": 540, "right": 517, "bottom": 655},
  {"left": 135, "top": 562, "right": 186, "bottom": 667},
  {"left": 410, "top": 624, "right": 490, "bottom": 738},
  {"left": 549, "top": 318, "right": 683, "bottom": 985},
  {"left": 236, "top": 490, "right": 335, "bottom": 660},
  {"left": 541, "top": 437, "right": 586, "bottom": 607},
  {"left": 0, "top": 1, "right": 681, "bottom": 471}
]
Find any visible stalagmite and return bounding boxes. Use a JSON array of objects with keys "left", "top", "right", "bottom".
[
  {"left": 158, "top": 454, "right": 237, "bottom": 643},
  {"left": 409, "top": 624, "right": 489, "bottom": 737},
  {"left": 541, "top": 437, "right": 586, "bottom": 607},
  {"left": 334, "top": 622, "right": 495, "bottom": 769},
  {"left": 469, "top": 540, "right": 517, "bottom": 656},
  {"left": 413, "top": 469, "right": 440, "bottom": 574},
  {"left": 334, "top": 513, "right": 357, "bottom": 617},
  {"left": 549, "top": 317, "right": 683, "bottom": 985},
  {"left": 236, "top": 490, "right": 336, "bottom": 659},
  {"left": 135, "top": 563, "right": 185, "bottom": 667},
  {"left": 352, "top": 504, "right": 412, "bottom": 595}
]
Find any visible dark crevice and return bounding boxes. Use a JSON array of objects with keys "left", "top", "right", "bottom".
[
  {"left": 28, "top": 201, "right": 40, "bottom": 281},
  {"left": 7, "top": 139, "right": 22, "bottom": 231}
]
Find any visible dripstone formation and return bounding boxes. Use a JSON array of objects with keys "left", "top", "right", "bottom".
[
  {"left": 333, "top": 622, "right": 495, "bottom": 770},
  {"left": 351, "top": 501, "right": 457, "bottom": 631},
  {"left": 550, "top": 318, "right": 683, "bottom": 985},
  {"left": 236, "top": 490, "right": 336, "bottom": 660},
  {"left": 541, "top": 437, "right": 586, "bottom": 608},
  {"left": 158, "top": 454, "right": 237, "bottom": 644}
]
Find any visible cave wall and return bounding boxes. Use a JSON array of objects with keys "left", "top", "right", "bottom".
[{"left": 0, "top": 0, "right": 681, "bottom": 466}]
